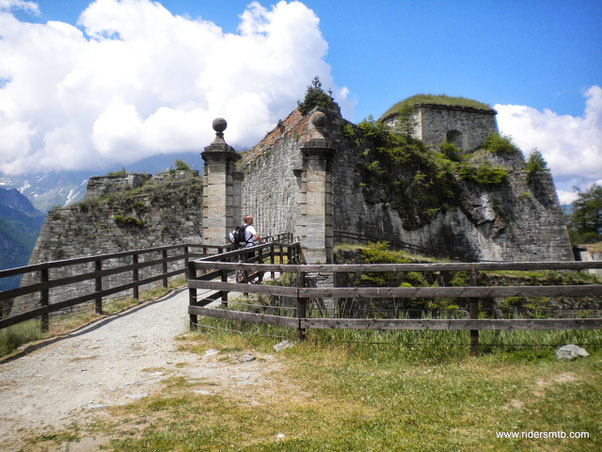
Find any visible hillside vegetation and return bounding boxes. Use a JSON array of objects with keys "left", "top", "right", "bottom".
[{"left": 344, "top": 118, "right": 519, "bottom": 231}]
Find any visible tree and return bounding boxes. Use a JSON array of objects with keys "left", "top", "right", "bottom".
[
  {"left": 297, "top": 76, "right": 333, "bottom": 115},
  {"left": 525, "top": 148, "right": 549, "bottom": 183},
  {"left": 566, "top": 184, "right": 602, "bottom": 245},
  {"left": 394, "top": 103, "right": 418, "bottom": 138}
]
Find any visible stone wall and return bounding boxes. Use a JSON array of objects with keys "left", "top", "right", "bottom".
[
  {"left": 574, "top": 245, "right": 602, "bottom": 276},
  {"left": 83, "top": 173, "right": 152, "bottom": 200},
  {"left": 12, "top": 173, "right": 203, "bottom": 315},
  {"left": 239, "top": 109, "right": 309, "bottom": 239},
  {"left": 416, "top": 104, "right": 498, "bottom": 152},
  {"left": 383, "top": 104, "right": 498, "bottom": 153},
  {"left": 240, "top": 101, "right": 573, "bottom": 263},
  {"left": 332, "top": 119, "right": 573, "bottom": 261}
]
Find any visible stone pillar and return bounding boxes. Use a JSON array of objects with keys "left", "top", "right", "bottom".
[
  {"left": 232, "top": 171, "right": 244, "bottom": 230},
  {"left": 202, "top": 118, "right": 240, "bottom": 245},
  {"left": 298, "top": 112, "right": 334, "bottom": 264}
]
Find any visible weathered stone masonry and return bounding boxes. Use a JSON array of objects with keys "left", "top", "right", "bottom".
[
  {"left": 382, "top": 103, "right": 498, "bottom": 153},
  {"left": 233, "top": 101, "right": 573, "bottom": 263},
  {"left": 16, "top": 171, "right": 203, "bottom": 315}
]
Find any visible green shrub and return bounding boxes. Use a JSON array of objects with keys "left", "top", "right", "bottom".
[
  {"left": 481, "top": 133, "right": 519, "bottom": 154},
  {"left": 173, "top": 159, "right": 191, "bottom": 171},
  {"left": 113, "top": 215, "right": 144, "bottom": 227},
  {"left": 439, "top": 141, "right": 462, "bottom": 161},
  {"left": 355, "top": 119, "right": 460, "bottom": 229},
  {"left": 458, "top": 162, "right": 508, "bottom": 185}
]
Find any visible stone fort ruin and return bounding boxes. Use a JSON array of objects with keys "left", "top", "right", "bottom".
[
  {"left": 29, "top": 94, "right": 573, "bottom": 272},
  {"left": 380, "top": 98, "right": 498, "bottom": 153},
  {"left": 203, "top": 95, "right": 572, "bottom": 263}
]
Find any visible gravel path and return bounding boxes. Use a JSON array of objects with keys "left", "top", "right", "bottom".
[{"left": 0, "top": 288, "right": 283, "bottom": 449}]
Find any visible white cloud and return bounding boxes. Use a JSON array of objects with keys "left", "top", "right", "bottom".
[
  {"left": 0, "top": 0, "right": 353, "bottom": 175},
  {"left": 496, "top": 86, "right": 602, "bottom": 198},
  {"left": 0, "top": 0, "right": 39, "bottom": 15}
]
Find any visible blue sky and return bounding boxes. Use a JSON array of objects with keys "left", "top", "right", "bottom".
[{"left": 1, "top": 0, "right": 601, "bottom": 202}]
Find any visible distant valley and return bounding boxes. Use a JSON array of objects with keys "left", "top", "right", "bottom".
[{"left": 0, "top": 188, "right": 45, "bottom": 290}]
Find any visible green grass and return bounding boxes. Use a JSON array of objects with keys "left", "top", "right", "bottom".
[
  {"left": 381, "top": 93, "right": 493, "bottom": 118},
  {"left": 27, "top": 322, "right": 600, "bottom": 451},
  {"left": 0, "top": 320, "right": 44, "bottom": 356}
]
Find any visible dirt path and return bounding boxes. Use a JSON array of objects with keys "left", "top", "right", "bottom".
[{"left": 0, "top": 289, "right": 283, "bottom": 449}]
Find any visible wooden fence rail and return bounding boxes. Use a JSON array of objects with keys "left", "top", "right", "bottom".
[
  {"left": 187, "top": 253, "right": 602, "bottom": 354},
  {"left": 0, "top": 232, "right": 295, "bottom": 332}
]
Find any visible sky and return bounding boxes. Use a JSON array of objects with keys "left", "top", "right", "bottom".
[{"left": 0, "top": 0, "right": 600, "bottom": 204}]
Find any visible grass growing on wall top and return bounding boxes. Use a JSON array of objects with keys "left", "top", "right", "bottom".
[{"left": 381, "top": 93, "right": 493, "bottom": 118}]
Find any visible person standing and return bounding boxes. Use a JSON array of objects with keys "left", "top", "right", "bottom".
[
  {"left": 242, "top": 214, "right": 263, "bottom": 247},
  {"left": 234, "top": 215, "right": 264, "bottom": 283}
]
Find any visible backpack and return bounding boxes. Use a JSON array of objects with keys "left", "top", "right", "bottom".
[{"left": 229, "top": 224, "right": 249, "bottom": 249}]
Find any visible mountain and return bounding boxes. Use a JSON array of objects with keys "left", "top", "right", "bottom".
[
  {"left": 0, "top": 188, "right": 45, "bottom": 291},
  {"left": 0, "top": 171, "right": 90, "bottom": 213}
]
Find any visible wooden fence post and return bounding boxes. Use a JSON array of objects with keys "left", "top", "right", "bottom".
[
  {"left": 270, "top": 244, "right": 275, "bottom": 279},
  {"left": 469, "top": 264, "right": 479, "bottom": 356},
  {"left": 184, "top": 246, "right": 189, "bottom": 271},
  {"left": 162, "top": 249, "right": 168, "bottom": 288},
  {"left": 221, "top": 268, "right": 228, "bottom": 308},
  {"left": 132, "top": 252, "right": 139, "bottom": 300},
  {"left": 95, "top": 259, "right": 103, "bottom": 314},
  {"left": 243, "top": 251, "right": 249, "bottom": 296},
  {"left": 189, "top": 262, "right": 198, "bottom": 330},
  {"left": 258, "top": 248, "right": 264, "bottom": 283},
  {"left": 296, "top": 266, "right": 307, "bottom": 341},
  {"left": 40, "top": 267, "right": 49, "bottom": 332}
]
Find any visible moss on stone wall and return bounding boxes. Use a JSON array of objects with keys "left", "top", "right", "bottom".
[{"left": 349, "top": 119, "right": 511, "bottom": 230}]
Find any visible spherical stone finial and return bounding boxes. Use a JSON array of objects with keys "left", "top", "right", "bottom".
[
  {"left": 310, "top": 111, "right": 326, "bottom": 128},
  {"left": 212, "top": 117, "right": 227, "bottom": 133}
]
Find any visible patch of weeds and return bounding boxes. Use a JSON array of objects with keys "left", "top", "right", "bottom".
[{"left": 0, "top": 320, "right": 45, "bottom": 356}]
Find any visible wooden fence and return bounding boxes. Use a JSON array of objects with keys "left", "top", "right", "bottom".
[
  {"left": 0, "top": 232, "right": 295, "bottom": 332},
  {"left": 188, "top": 249, "right": 602, "bottom": 354}
]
